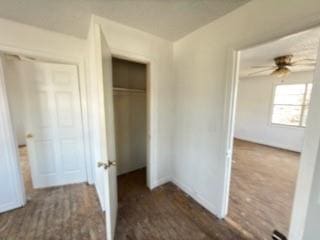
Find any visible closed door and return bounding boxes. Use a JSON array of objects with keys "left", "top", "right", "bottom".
[{"left": 24, "top": 61, "right": 86, "bottom": 188}]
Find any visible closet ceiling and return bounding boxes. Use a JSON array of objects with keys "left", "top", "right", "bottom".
[{"left": 0, "top": 0, "right": 249, "bottom": 41}]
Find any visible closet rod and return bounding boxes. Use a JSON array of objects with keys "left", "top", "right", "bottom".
[{"left": 113, "top": 87, "right": 146, "bottom": 93}]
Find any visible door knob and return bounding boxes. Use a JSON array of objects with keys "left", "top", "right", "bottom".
[
  {"left": 97, "top": 160, "right": 116, "bottom": 169},
  {"left": 108, "top": 160, "right": 116, "bottom": 166},
  {"left": 98, "top": 161, "right": 109, "bottom": 169},
  {"left": 26, "top": 133, "right": 33, "bottom": 139}
]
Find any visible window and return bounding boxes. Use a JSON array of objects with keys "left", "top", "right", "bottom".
[{"left": 271, "top": 83, "right": 313, "bottom": 127}]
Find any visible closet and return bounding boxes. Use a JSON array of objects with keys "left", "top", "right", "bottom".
[{"left": 112, "top": 58, "right": 147, "bottom": 176}]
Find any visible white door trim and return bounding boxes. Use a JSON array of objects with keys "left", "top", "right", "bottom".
[
  {"left": 0, "top": 44, "right": 93, "bottom": 201},
  {"left": 221, "top": 24, "right": 320, "bottom": 240},
  {"left": 220, "top": 50, "right": 240, "bottom": 218}
]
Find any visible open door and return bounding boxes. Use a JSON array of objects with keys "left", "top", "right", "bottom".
[
  {"left": 0, "top": 55, "right": 25, "bottom": 213},
  {"left": 94, "top": 25, "right": 118, "bottom": 240}
]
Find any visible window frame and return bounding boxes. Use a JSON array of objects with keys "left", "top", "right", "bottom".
[{"left": 270, "top": 82, "right": 312, "bottom": 128}]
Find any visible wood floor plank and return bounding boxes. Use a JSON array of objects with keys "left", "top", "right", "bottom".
[
  {"left": 116, "top": 169, "right": 246, "bottom": 240},
  {"left": 0, "top": 148, "right": 106, "bottom": 240},
  {"left": 228, "top": 139, "right": 300, "bottom": 239},
  {"left": 1, "top": 146, "right": 251, "bottom": 240}
]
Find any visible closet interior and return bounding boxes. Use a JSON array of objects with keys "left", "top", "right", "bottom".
[{"left": 112, "top": 57, "right": 147, "bottom": 177}]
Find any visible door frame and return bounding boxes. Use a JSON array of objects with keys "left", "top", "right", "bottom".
[
  {"left": 0, "top": 44, "right": 93, "bottom": 205},
  {"left": 221, "top": 24, "right": 320, "bottom": 239},
  {"left": 111, "top": 49, "right": 153, "bottom": 189}
]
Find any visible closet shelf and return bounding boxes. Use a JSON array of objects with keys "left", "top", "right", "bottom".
[{"left": 113, "top": 87, "right": 146, "bottom": 93}]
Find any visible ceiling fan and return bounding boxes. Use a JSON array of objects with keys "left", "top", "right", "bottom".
[{"left": 249, "top": 54, "right": 316, "bottom": 77}]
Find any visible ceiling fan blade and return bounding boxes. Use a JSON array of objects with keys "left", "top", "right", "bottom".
[
  {"left": 299, "top": 58, "right": 316, "bottom": 61},
  {"left": 292, "top": 62, "right": 316, "bottom": 66},
  {"left": 292, "top": 59, "right": 316, "bottom": 64},
  {"left": 248, "top": 67, "right": 276, "bottom": 76},
  {"left": 251, "top": 65, "right": 274, "bottom": 69}
]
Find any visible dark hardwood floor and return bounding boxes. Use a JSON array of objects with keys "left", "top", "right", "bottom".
[
  {"left": 228, "top": 139, "right": 300, "bottom": 240},
  {"left": 116, "top": 169, "right": 246, "bottom": 240},
  {"left": 0, "top": 147, "right": 248, "bottom": 240},
  {"left": 0, "top": 183, "right": 106, "bottom": 240},
  {"left": 0, "top": 147, "right": 106, "bottom": 240}
]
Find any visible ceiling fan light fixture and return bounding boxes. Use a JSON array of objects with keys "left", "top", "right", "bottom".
[
  {"left": 249, "top": 54, "right": 315, "bottom": 78},
  {"left": 271, "top": 67, "right": 290, "bottom": 78}
]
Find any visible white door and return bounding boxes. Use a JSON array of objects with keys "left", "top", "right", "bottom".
[
  {"left": 24, "top": 61, "right": 86, "bottom": 188},
  {"left": 94, "top": 24, "right": 118, "bottom": 240},
  {"left": 0, "top": 55, "right": 25, "bottom": 213}
]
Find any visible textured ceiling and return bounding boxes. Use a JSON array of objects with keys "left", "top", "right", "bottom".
[
  {"left": 240, "top": 27, "right": 320, "bottom": 78},
  {"left": 0, "top": 0, "right": 249, "bottom": 41}
]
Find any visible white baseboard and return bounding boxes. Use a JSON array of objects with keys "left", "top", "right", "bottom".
[
  {"left": 172, "top": 177, "right": 219, "bottom": 218},
  {"left": 234, "top": 136, "right": 301, "bottom": 153},
  {"left": 149, "top": 176, "right": 171, "bottom": 190},
  {"left": 0, "top": 201, "right": 23, "bottom": 214}
]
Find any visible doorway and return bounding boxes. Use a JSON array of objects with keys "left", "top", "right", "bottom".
[
  {"left": 224, "top": 27, "right": 320, "bottom": 239},
  {"left": 2, "top": 53, "right": 88, "bottom": 200},
  {"left": 111, "top": 57, "right": 156, "bottom": 238},
  {"left": 0, "top": 45, "right": 102, "bottom": 239},
  {"left": 92, "top": 27, "right": 154, "bottom": 239},
  {"left": 112, "top": 57, "right": 148, "bottom": 189},
  {"left": 112, "top": 57, "right": 147, "bottom": 177}
]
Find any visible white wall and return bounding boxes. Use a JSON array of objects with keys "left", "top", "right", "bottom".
[
  {"left": 298, "top": 45, "right": 320, "bottom": 240},
  {"left": 172, "top": 1, "right": 320, "bottom": 239},
  {"left": 2, "top": 57, "right": 27, "bottom": 146},
  {"left": 303, "top": 141, "right": 320, "bottom": 240},
  {"left": 234, "top": 71, "right": 313, "bottom": 152},
  {"left": 0, "top": 18, "right": 86, "bottom": 59},
  {"left": 114, "top": 91, "right": 147, "bottom": 175},
  {"left": 88, "top": 16, "right": 174, "bottom": 189}
]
